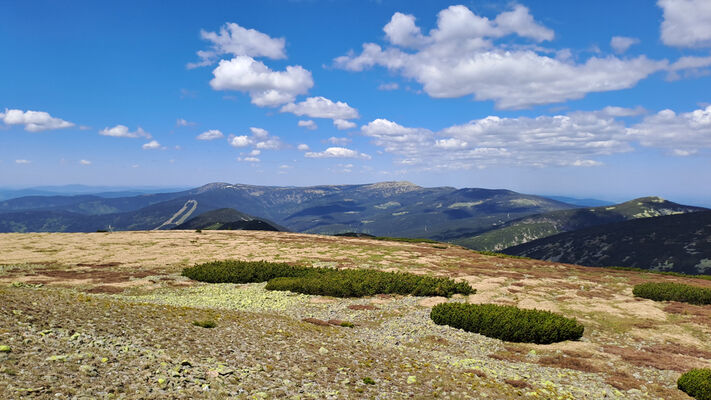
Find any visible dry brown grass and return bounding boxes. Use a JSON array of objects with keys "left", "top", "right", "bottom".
[{"left": 537, "top": 354, "right": 602, "bottom": 373}]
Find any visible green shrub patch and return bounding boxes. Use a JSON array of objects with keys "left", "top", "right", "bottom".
[
  {"left": 182, "top": 260, "right": 320, "bottom": 284},
  {"left": 430, "top": 303, "right": 584, "bottom": 344},
  {"left": 633, "top": 282, "right": 711, "bottom": 305},
  {"left": 678, "top": 369, "right": 711, "bottom": 400},
  {"left": 266, "top": 269, "right": 473, "bottom": 298},
  {"left": 183, "top": 260, "right": 473, "bottom": 298}
]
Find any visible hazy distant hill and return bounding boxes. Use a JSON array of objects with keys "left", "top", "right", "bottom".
[
  {"left": 0, "top": 181, "right": 577, "bottom": 237},
  {"left": 502, "top": 211, "right": 711, "bottom": 275},
  {"left": 173, "top": 208, "right": 282, "bottom": 231},
  {"left": 453, "top": 197, "right": 706, "bottom": 251}
]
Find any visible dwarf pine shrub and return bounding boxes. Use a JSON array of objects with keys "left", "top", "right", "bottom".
[
  {"left": 430, "top": 303, "right": 584, "bottom": 344},
  {"left": 265, "top": 268, "right": 474, "bottom": 298},
  {"left": 678, "top": 369, "right": 711, "bottom": 400},
  {"left": 183, "top": 260, "right": 474, "bottom": 298},
  {"left": 182, "top": 260, "right": 321, "bottom": 283},
  {"left": 633, "top": 282, "right": 711, "bottom": 305}
]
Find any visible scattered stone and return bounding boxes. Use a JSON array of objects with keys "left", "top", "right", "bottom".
[
  {"left": 327, "top": 319, "right": 344, "bottom": 326},
  {"left": 318, "top": 347, "right": 329, "bottom": 355},
  {"left": 347, "top": 304, "right": 378, "bottom": 311}
]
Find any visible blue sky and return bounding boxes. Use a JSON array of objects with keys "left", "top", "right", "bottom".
[{"left": 2, "top": 0, "right": 711, "bottom": 205}]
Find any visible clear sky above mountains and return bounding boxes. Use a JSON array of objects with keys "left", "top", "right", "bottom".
[{"left": 1, "top": 0, "right": 710, "bottom": 204}]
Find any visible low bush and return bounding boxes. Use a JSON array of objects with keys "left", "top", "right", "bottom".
[
  {"left": 430, "top": 303, "right": 584, "bottom": 344},
  {"left": 678, "top": 368, "right": 711, "bottom": 400},
  {"left": 182, "top": 260, "right": 321, "bottom": 284},
  {"left": 192, "top": 320, "right": 217, "bottom": 328},
  {"left": 183, "top": 260, "right": 473, "bottom": 298},
  {"left": 265, "top": 268, "right": 474, "bottom": 298},
  {"left": 633, "top": 282, "right": 711, "bottom": 305}
]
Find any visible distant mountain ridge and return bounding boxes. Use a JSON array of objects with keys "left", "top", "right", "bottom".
[
  {"left": 502, "top": 211, "right": 711, "bottom": 275},
  {"left": 0, "top": 181, "right": 577, "bottom": 238},
  {"left": 453, "top": 197, "right": 706, "bottom": 251}
]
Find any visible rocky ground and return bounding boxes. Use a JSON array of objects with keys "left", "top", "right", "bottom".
[{"left": 1, "top": 230, "right": 711, "bottom": 399}]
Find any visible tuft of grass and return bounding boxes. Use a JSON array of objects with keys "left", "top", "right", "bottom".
[
  {"left": 340, "top": 321, "right": 355, "bottom": 328},
  {"left": 430, "top": 303, "right": 584, "bottom": 344},
  {"left": 362, "top": 377, "right": 375, "bottom": 385},
  {"left": 633, "top": 282, "right": 711, "bottom": 305},
  {"left": 678, "top": 368, "right": 711, "bottom": 400},
  {"left": 192, "top": 320, "right": 217, "bottom": 328}
]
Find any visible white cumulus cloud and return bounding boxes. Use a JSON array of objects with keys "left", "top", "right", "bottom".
[
  {"left": 627, "top": 105, "right": 711, "bottom": 154},
  {"left": 327, "top": 136, "right": 351, "bottom": 145},
  {"left": 197, "top": 129, "right": 224, "bottom": 140},
  {"left": 229, "top": 135, "right": 253, "bottom": 148},
  {"left": 1, "top": 108, "right": 75, "bottom": 132},
  {"left": 281, "top": 96, "right": 359, "bottom": 120},
  {"left": 610, "top": 36, "right": 640, "bottom": 53},
  {"left": 361, "top": 111, "right": 632, "bottom": 169},
  {"left": 142, "top": 140, "right": 161, "bottom": 150},
  {"left": 100, "top": 125, "right": 152, "bottom": 139},
  {"left": 79, "top": 159, "right": 91, "bottom": 165},
  {"left": 188, "top": 22, "right": 286, "bottom": 68},
  {"left": 335, "top": 5, "right": 666, "bottom": 109},
  {"left": 298, "top": 120, "right": 317, "bottom": 130},
  {"left": 305, "top": 147, "right": 371, "bottom": 159},
  {"left": 659, "top": 0, "right": 711, "bottom": 48},
  {"left": 210, "top": 56, "right": 313, "bottom": 106},
  {"left": 297, "top": 143, "right": 310, "bottom": 151},
  {"left": 333, "top": 119, "right": 357, "bottom": 130},
  {"left": 15, "top": 159, "right": 31, "bottom": 164}
]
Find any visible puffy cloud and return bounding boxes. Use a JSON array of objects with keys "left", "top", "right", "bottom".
[
  {"left": 384, "top": 12, "right": 429, "bottom": 48},
  {"left": 196, "top": 129, "right": 224, "bottom": 140},
  {"left": 298, "top": 120, "right": 317, "bottom": 130},
  {"left": 15, "top": 159, "right": 31, "bottom": 164},
  {"left": 229, "top": 135, "right": 252, "bottom": 148},
  {"left": 176, "top": 118, "right": 196, "bottom": 127},
  {"left": 297, "top": 143, "right": 310, "bottom": 151},
  {"left": 255, "top": 137, "right": 283, "bottom": 150},
  {"left": 188, "top": 22, "right": 286, "bottom": 68},
  {"left": 335, "top": 5, "right": 666, "bottom": 109},
  {"left": 79, "top": 159, "right": 91, "bottom": 165},
  {"left": 627, "top": 105, "right": 711, "bottom": 154},
  {"left": 666, "top": 55, "right": 711, "bottom": 80},
  {"left": 100, "top": 125, "right": 152, "bottom": 139},
  {"left": 249, "top": 149, "right": 261, "bottom": 156},
  {"left": 210, "top": 56, "right": 313, "bottom": 106},
  {"left": 281, "top": 96, "right": 359, "bottom": 120},
  {"left": 327, "top": 136, "right": 351, "bottom": 145},
  {"left": 228, "top": 127, "right": 283, "bottom": 150},
  {"left": 249, "top": 127, "right": 269, "bottom": 138},
  {"left": 333, "top": 119, "right": 357, "bottom": 130},
  {"left": 360, "top": 112, "right": 631, "bottom": 168},
  {"left": 659, "top": 0, "right": 711, "bottom": 48},
  {"left": 1, "top": 108, "right": 75, "bottom": 132},
  {"left": 142, "top": 140, "right": 161, "bottom": 150},
  {"left": 599, "top": 106, "right": 647, "bottom": 117},
  {"left": 610, "top": 36, "right": 640, "bottom": 53},
  {"left": 305, "top": 147, "right": 371, "bottom": 159},
  {"left": 237, "top": 156, "right": 260, "bottom": 162}
]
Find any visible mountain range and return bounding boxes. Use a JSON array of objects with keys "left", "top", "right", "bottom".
[
  {"left": 453, "top": 197, "right": 706, "bottom": 251},
  {"left": 502, "top": 210, "right": 711, "bottom": 275},
  {"left": 1, "top": 181, "right": 709, "bottom": 275},
  {"left": 0, "top": 181, "right": 577, "bottom": 240}
]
